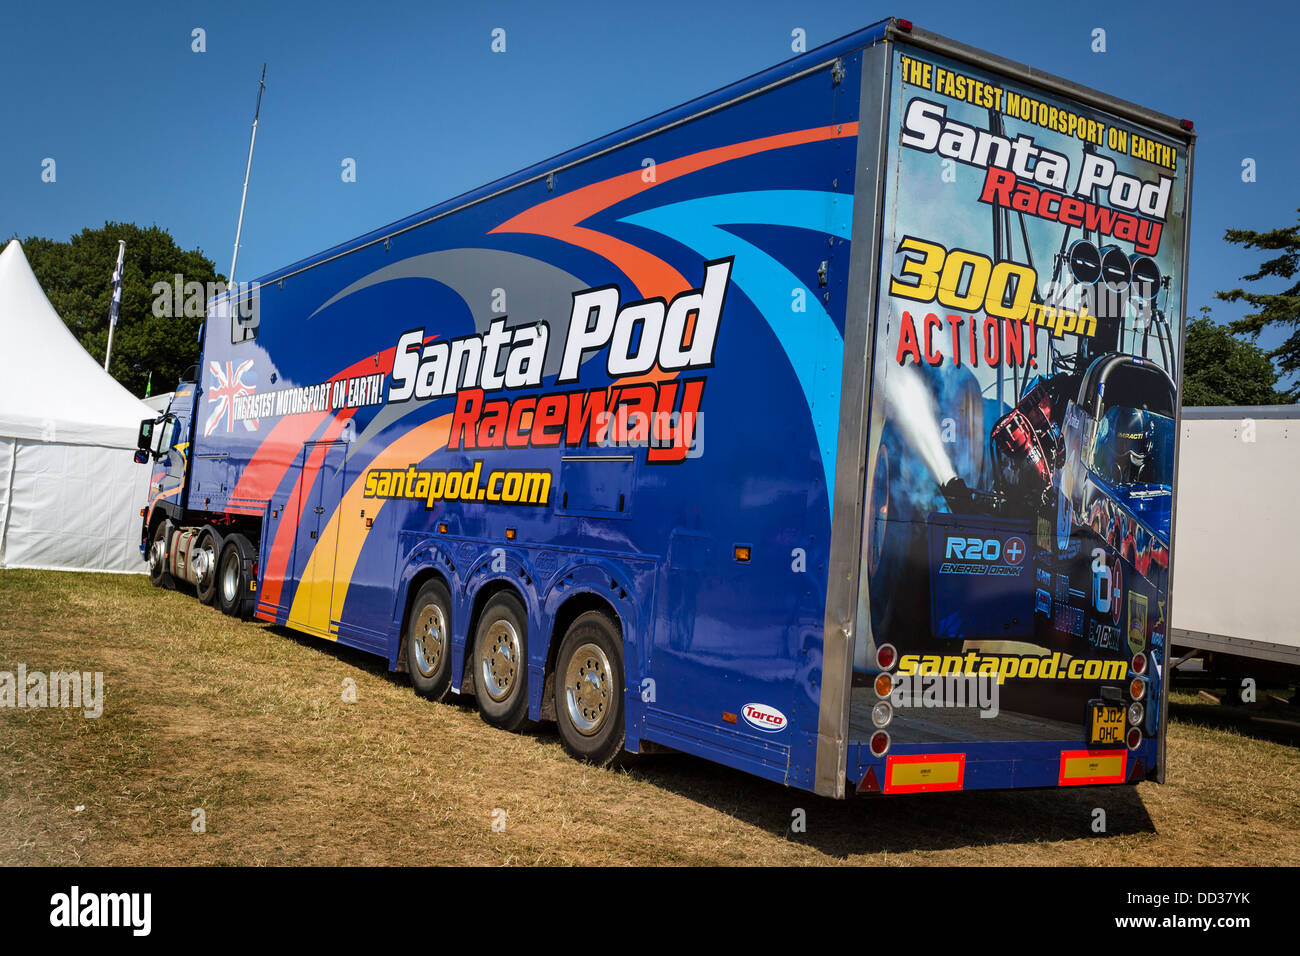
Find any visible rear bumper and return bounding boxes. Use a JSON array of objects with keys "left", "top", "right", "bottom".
[{"left": 847, "top": 737, "right": 1158, "bottom": 794}]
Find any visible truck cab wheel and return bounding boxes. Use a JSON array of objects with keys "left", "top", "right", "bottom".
[
  {"left": 148, "top": 521, "right": 175, "bottom": 589},
  {"left": 194, "top": 526, "right": 223, "bottom": 606},
  {"left": 216, "top": 533, "right": 256, "bottom": 620},
  {"left": 407, "top": 579, "right": 453, "bottom": 702},
  {"left": 473, "top": 592, "right": 531, "bottom": 731},
  {"left": 554, "top": 611, "right": 625, "bottom": 767}
]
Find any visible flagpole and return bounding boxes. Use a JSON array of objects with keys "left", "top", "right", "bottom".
[
  {"left": 229, "top": 64, "right": 266, "bottom": 287},
  {"left": 104, "top": 239, "right": 125, "bottom": 372}
]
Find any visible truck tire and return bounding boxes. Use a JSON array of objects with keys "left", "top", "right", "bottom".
[
  {"left": 194, "top": 526, "right": 223, "bottom": 606},
  {"left": 406, "top": 579, "right": 453, "bottom": 702},
  {"left": 216, "top": 532, "right": 256, "bottom": 620},
  {"left": 472, "top": 592, "right": 531, "bottom": 730},
  {"left": 554, "top": 610, "right": 625, "bottom": 767},
  {"left": 148, "top": 521, "right": 175, "bottom": 590}
]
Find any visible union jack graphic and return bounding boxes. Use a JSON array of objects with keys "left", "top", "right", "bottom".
[{"left": 206, "top": 359, "right": 259, "bottom": 436}]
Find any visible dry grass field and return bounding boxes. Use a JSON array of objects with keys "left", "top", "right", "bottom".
[{"left": 1, "top": 569, "right": 1297, "bottom": 866}]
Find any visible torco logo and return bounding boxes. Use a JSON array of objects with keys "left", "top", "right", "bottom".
[{"left": 741, "top": 703, "right": 788, "bottom": 733}]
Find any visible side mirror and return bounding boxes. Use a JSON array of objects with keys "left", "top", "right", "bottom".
[
  {"left": 133, "top": 449, "right": 149, "bottom": 465},
  {"left": 137, "top": 419, "right": 154, "bottom": 451}
]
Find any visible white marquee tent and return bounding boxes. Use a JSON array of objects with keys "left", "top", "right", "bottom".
[{"left": 0, "top": 239, "right": 155, "bottom": 573}]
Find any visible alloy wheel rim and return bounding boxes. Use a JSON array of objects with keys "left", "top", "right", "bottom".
[
  {"left": 221, "top": 553, "right": 240, "bottom": 604},
  {"left": 480, "top": 619, "right": 520, "bottom": 702},
  {"left": 565, "top": 642, "right": 613, "bottom": 736},
  {"left": 412, "top": 604, "right": 447, "bottom": 678}
]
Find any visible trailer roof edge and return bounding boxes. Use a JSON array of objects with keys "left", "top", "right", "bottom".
[
  {"left": 892, "top": 23, "right": 1197, "bottom": 142},
  {"left": 1181, "top": 405, "right": 1300, "bottom": 420}
]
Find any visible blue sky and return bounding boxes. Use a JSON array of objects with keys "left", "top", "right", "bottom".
[{"left": 2, "top": 0, "right": 1296, "bottom": 373}]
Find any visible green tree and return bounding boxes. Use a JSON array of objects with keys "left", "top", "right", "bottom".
[
  {"left": 1182, "top": 306, "right": 1287, "bottom": 406},
  {"left": 1217, "top": 208, "right": 1300, "bottom": 400},
  {"left": 16, "top": 222, "right": 223, "bottom": 397}
]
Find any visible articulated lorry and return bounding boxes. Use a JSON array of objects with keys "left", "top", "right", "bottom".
[{"left": 136, "top": 18, "right": 1195, "bottom": 797}]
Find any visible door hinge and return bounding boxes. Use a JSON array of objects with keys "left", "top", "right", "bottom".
[{"left": 831, "top": 58, "right": 845, "bottom": 86}]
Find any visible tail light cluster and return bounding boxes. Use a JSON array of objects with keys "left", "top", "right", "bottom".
[
  {"left": 1127, "top": 653, "right": 1149, "bottom": 750},
  {"left": 870, "top": 643, "right": 897, "bottom": 757}
]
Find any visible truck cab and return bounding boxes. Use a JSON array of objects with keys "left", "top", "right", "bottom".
[{"left": 135, "top": 371, "right": 198, "bottom": 578}]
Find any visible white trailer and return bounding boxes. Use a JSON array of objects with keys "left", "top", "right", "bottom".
[{"left": 1172, "top": 405, "right": 1300, "bottom": 689}]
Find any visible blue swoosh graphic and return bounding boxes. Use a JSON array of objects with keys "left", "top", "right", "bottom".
[{"left": 620, "top": 190, "right": 853, "bottom": 509}]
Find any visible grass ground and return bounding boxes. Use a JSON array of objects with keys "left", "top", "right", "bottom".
[{"left": 1, "top": 569, "right": 1297, "bottom": 866}]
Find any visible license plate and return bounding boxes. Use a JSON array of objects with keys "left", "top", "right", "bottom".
[{"left": 1087, "top": 701, "right": 1125, "bottom": 746}]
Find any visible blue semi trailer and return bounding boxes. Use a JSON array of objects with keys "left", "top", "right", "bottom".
[{"left": 135, "top": 18, "right": 1195, "bottom": 797}]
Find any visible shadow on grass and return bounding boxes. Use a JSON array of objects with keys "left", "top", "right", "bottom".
[
  {"left": 262, "top": 621, "right": 1152, "bottom": 859},
  {"left": 614, "top": 751, "right": 1155, "bottom": 860}
]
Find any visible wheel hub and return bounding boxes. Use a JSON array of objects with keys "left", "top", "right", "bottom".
[
  {"left": 221, "top": 553, "right": 240, "bottom": 604},
  {"left": 480, "top": 620, "right": 520, "bottom": 702},
  {"left": 193, "top": 546, "right": 214, "bottom": 583},
  {"left": 565, "top": 642, "right": 612, "bottom": 737},
  {"left": 412, "top": 604, "right": 447, "bottom": 678}
]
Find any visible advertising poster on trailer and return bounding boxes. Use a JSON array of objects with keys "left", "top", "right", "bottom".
[{"left": 856, "top": 47, "right": 1190, "bottom": 755}]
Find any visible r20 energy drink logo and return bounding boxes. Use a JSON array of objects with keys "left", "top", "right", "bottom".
[{"left": 939, "top": 533, "right": 1027, "bottom": 577}]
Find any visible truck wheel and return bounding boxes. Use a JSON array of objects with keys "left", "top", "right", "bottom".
[
  {"left": 194, "top": 526, "right": 223, "bottom": 606},
  {"left": 216, "top": 533, "right": 256, "bottom": 620},
  {"left": 473, "top": 592, "right": 531, "bottom": 730},
  {"left": 148, "top": 521, "right": 175, "bottom": 589},
  {"left": 407, "top": 579, "right": 453, "bottom": 702},
  {"left": 554, "top": 610, "right": 625, "bottom": 767}
]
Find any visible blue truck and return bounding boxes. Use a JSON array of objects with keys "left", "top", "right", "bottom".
[{"left": 135, "top": 18, "right": 1195, "bottom": 797}]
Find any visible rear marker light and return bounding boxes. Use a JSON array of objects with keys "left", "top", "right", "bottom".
[
  {"left": 871, "top": 701, "right": 893, "bottom": 728},
  {"left": 1180, "top": 118, "right": 1194, "bottom": 131},
  {"left": 1130, "top": 678, "right": 1146, "bottom": 700},
  {"left": 439, "top": 523, "right": 448, "bottom": 534},
  {"left": 876, "top": 643, "right": 898, "bottom": 670},
  {"left": 874, "top": 673, "right": 893, "bottom": 698},
  {"left": 870, "top": 731, "right": 891, "bottom": 757},
  {"left": 505, "top": 528, "right": 516, "bottom": 540},
  {"left": 1132, "top": 652, "right": 1147, "bottom": 675},
  {"left": 722, "top": 712, "right": 737, "bottom": 724},
  {"left": 734, "top": 545, "right": 751, "bottom": 562},
  {"left": 1127, "top": 727, "right": 1142, "bottom": 750},
  {"left": 897, "top": 18, "right": 913, "bottom": 32}
]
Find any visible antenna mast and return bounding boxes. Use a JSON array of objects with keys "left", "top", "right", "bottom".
[{"left": 229, "top": 64, "right": 266, "bottom": 286}]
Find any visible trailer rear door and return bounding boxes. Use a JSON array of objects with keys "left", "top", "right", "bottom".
[{"left": 832, "top": 24, "right": 1195, "bottom": 795}]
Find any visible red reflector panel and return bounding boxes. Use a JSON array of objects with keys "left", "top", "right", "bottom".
[
  {"left": 884, "top": 753, "right": 966, "bottom": 794},
  {"left": 1058, "top": 749, "right": 1127, "bottom": 786},
  {"left": 857, "top": 765, "right": 881, "bottom": 793}
]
